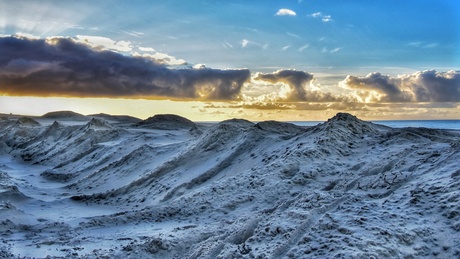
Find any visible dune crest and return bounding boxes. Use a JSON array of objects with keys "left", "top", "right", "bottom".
[{"left": 0, "top": 112, "right": 459, "bottom": 258}]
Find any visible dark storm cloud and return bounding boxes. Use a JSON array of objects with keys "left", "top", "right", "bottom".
[
  {"left": 342, "top": 70, "right": 460, "bottom": 102},
  {"left": 0, "top": 36, "right": 250, "bottom": 100}
]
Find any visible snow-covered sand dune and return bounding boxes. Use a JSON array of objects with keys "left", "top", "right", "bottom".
[{"left": 0, "top": 112, "right": 459, "bottom": 258}]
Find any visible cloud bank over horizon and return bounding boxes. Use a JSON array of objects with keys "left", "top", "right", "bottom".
[
  {"left": 0, "top": 36, "right": 251, "bottom": 101},
  {"left": 341, "top": 71, "right": 460, "bottom": 103},
  {"left": 0, "top": 35, "right": 458, "bottom": 112}
]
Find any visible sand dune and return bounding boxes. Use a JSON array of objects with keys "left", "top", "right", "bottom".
[{"left": 0, "top": 112, "right": 459, "bottom": 258}]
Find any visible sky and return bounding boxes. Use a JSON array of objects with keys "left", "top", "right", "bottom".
[{"left": 0, "top": 0, "right": 459, "bottom": 121}]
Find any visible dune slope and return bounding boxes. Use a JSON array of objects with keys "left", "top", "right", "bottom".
[{"left": 0, "top": 112, "right": 459, "bottom": 258}]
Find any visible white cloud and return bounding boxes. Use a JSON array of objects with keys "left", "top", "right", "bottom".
[
  {"left": 240, "top": 39, "right": 265, "bottom": 49},
  {"left": 281, "top": 45, "right": 291, "bottom": 51},
  {"left": 121, "top": 30, "right": 144, "bottom": 38},
  {"left": 223, "top": 40, "right": 233, "bottom": 49},
  {"left": 132, "top": 52, "right": 187, "bottom": 66},
  {"left": 299, "top": 44, "right": 309, "bottom": 52},
  {"left": 241, "top": 39, "right": 249, "bottom": 48},
  {"left": 14, "top": 32, "right": 40, "bottom": 39},
  {"left": 309, "top": 12, "right": 333, "bottom": 22},
  {"left": 75, "top": 35, "right": 132, "bottom": 52},
  {"left": 139, "top": 47, "right": 155, "bottom": 52},
  {"left": 287, "top": 32, "right": 300, "bottom": 39},
  {"left": 64, "top": 23, "right": 84, "bottom": 30},
  {"left": 276, "top": 9, "right": 296, "bottom": 16},
  {"left": 330, "top": 47, "right": 343, "bottom": 53},
  {"left": 311, "top": 12, "right": 322, "bottom": 18},
  {"left": 321, "top": 15, "right": 333, "bottom": 22}
]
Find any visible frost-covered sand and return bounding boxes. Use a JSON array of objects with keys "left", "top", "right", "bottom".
[{"left": 0, "top": 111, "right": 459, "bottom": 258}]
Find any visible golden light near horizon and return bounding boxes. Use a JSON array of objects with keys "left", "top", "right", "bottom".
[
  {"left": 1, "top": 95, "right": 459, "bottom": 122},
  {"left": 0, "top": 1, "right": 459, "bottom": 121}
]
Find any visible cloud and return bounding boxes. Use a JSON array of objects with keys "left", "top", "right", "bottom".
[
  {"left": 240, "top": 39, "right": 266, "bottom": 49},
  {"left": 75, "top": 35, "right": 132, "bottom": 52},
  {"left": 299, "top": 44, "right": 309, "bottom": 52},
  {"left": 406, "top": 41, "right": 439, "bottom": 49},
  {"left": 309, "top": 12, "right": 333, "bottom": 22},
  {"left": 241, "top": 39, "right": 250, "bottom": 48},
  {"left": 281, "top": 45, "right": 291, "bottom": 51},
  {"left": 287, "top": 32, "right": 300, "bottom": 39},
  {"left": 341, "top": 72, "right": 412, "bottom": 102},
  {"left": 276, "top": 9, "right": 296, "bottom": 16},
  {"left": 422, "top": 43, "right": 439, "bottom": 49},
  {"left": 330, "top": 47, "right": 343, "bottom": 53},
  {"left": 252, "top": 70, "right": 340, "bottom": 102},
  {"left": 254, "top": 70, "right": 313, "bottom": 101},
  {"left": 406, "top": 42, "right": 422, "bottom": 47},
  {"left": 139, "top": 47, "right": 155, "bottom": 52},
  {"left": 132, "top": 52, "right": 187, "bottom": 66},
  {"left": 120, "top": 30, "right": 144, "bottom": 38},
  {"left": 0, "top": 35, "right": 251, "bottom": 100},
  {"left": 400, "top": 70, "right": 460, "bottom": 102},
  {"left": 321, "top": 15, "right": 333, "bottom": 23},
  {"left": 341, "top": 70, "right": 460, "bottom": 102},
  {"left": 223, "top": 40, "right": 233, "bottom": 49}
]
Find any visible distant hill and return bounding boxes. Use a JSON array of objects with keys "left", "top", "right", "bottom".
[
  {"left": 88, "top": 113, "right": 142, "bottom": 124},
  {"left": 137, "top": 114, "right": 195, "bottom": 130},
  {"left": 41, "top": 111, "right": 88, "bottom": 120}
]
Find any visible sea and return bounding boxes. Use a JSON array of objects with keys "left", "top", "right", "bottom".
[{"left": 291, "top": 120, "right": 460, "bottom": 130}]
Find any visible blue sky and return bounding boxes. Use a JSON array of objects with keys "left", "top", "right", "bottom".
[
  {"left": 0, "top": 0, "right": 459, "bottom": 120},
  {"left": 2, "top": 0, "right": 458, "bottom": 72}
]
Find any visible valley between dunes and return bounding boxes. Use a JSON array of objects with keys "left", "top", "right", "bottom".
[{"left": 1, "top": 112, "right": 459, "bottom": 258}]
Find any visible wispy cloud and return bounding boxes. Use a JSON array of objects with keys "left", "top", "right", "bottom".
[
  {"left": 287, "top": 32, "right": 300, "bottom": 39},
  {"left": 64, "top": 23, "right": 84, "bottom": 30},
  {"left": 406, "top": 41, "right": 422, "bottom": 47},
  {"left": 281, "top": 45, "right": 291, "bottom": 51},
  {"left": 276, "top": 9, "right": 296, "bottom": 16},
  {"left": 240, "top": 39, "right": 266, "bottom": 49},
  {"left": 120, "top": 30, "right": 144, "bottom": 38},
  {"left": 309, "top": 12, "right": 333, "bottom": 22},
  {"left": 406, "top": 41, "right": 439, "bottom": 49},
  {"left": 223, "top": 40, "right": 233, "bottom": 49},
  {"left": 320, "top": 47, "right": 343, "bottom": 54},
  {"left": 330, "top": 47, "right": 343, "bottom": 53},
  {"left": 299, "top": 44, "right": 309, "bottom": 52},
  {"left": 422, "top": 43, "right": 439, "bottom": 48}
]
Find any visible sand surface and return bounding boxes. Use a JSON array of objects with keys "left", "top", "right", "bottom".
[{"left": 0, "top": 112, "right": 459, "bottom": 258}]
